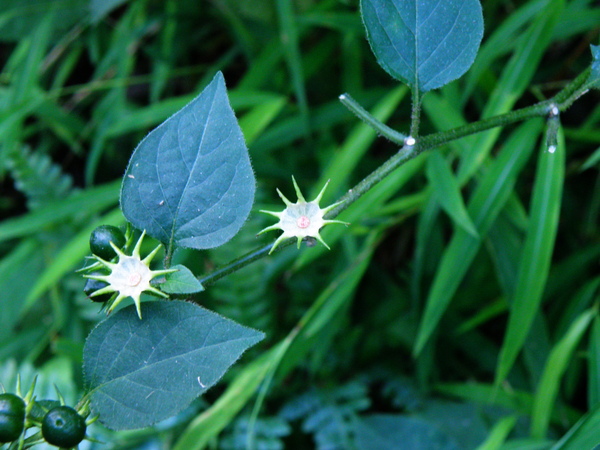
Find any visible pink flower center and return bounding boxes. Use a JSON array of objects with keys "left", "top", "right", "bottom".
[
  {"left": 129, "top": 273, "right": 142, "bottom": 286},
  {"left": 297, "top": 216, "right": 311, "bottom": 229}
]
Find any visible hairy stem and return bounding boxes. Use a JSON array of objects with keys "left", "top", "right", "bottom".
[
  {"left": 410, "top": 88, "right": 422, "bottom": 138},
  {"left": 199, "top": 243, "right": 278, "bottom": 286},
  {"left": 338, "top": 93, "right": 407, "bottom": 145}
]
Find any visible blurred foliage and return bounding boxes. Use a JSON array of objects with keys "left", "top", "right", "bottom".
[{"left": 0, "top": 0, "right": 599, "bottom": 448}]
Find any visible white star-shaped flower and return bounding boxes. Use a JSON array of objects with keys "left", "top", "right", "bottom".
[
  {"left": 258, "top": 177, "right": 349, "bottom": 254},
  {"left": 84, "top": 231, "right": 177, "bottom": 319}
]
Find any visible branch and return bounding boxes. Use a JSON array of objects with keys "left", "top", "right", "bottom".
[{"left": 195, "top": 66, "right": 593, "bottom": 286}]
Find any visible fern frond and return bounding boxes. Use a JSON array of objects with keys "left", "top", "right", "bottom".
[
  {"left": 382, "top": 376, "right": 423, "bottom": 412},
  {"left": 220, "top": 415, "right": 291, "bottom": 450},
  {"left": 280, "top": 380, "right": 371, "bottom": 450},
  {"left": 6, "top": 146, "right": 75, "bottom": 210}
]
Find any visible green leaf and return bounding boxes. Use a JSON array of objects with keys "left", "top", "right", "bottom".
[
  {"left": 476, "top": 415, "right": 518, "bottom": 450},
  {"left": 160, "top": 264, "right": 204, "bottom": 295},
  {"left": 496, "top": 129, "right": 566, "bottom": 385},
  {"left": 414, "top": 120, "right": 541, "bottom": 355},
  {"left": 426, "top": 152, "right": 478, "bottom": 237},
  {"left": 551, "top": 403, "right": 600, "bottom": 450},
  {"left": 360, "top": 0, "right": 484, "bottom": 92},
  {"left": 0, "top": 180, "right": 119, "bottom": 243},
  {"left": 121, "top": 72, "right": 255, "bottom": 251},
  {"left": 457, "top": 0, "right": 564, "bottom": 181},
  {"left": 174, "top": 234, "right": 379, "bottom": 449},
  {"left": 589, "top": 315, "right": 600, "bottom": 409},
  {"left": 90, "top": 0, "right": 129, "bottom": 23},
  {"left": 0, "top": 0, "right": 87, "bottom": 42},
  {"left": 531, "top": 308, "right": 595, "bottom": 438},
  {"left": 588, "top": 44, "right": 600, "bottom": 89},
  {"left": 354, "top": 414, "right": 459, "bottom": 450},
  {"left": 23, "top": 208, "right": 125, "bottom": 315},
  {"left": 83, "top": 301, "right": 264, "bottom": 430}
]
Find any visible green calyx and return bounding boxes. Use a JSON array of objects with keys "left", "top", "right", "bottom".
[{"left": 258, "top": 176, "right": 349, "bottom": 254}]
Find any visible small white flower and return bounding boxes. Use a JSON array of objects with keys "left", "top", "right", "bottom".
[
  {"left": 84, "top": 230, "right": 177, "bottom": 319},
  {"left": 258, "top": 177, "right": 349, "bottom": 254}
]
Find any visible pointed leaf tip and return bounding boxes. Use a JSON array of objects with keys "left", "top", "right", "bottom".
[
  {"left": 83, "top": 301, "right": 264, "bottom": 430},
  {"left": 121, "top": 71, "right": 255, "bottom": 251},
  {"left": 361, "top": 0, "right": 484, "bottom": 92}
]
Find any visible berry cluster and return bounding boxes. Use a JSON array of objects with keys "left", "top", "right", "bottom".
[{"left": 0, "top": 378, "right": 92, "bottom": 449}]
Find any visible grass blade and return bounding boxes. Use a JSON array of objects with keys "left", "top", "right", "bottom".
[
  {"left": 589, "top": 314, "right": 600, "bottom": 409},
  {"left": 239, "top": 96, "right": 287, "bottom": 145},
  {"left": 426, "top": 151, "right": 478, "bottom": 237},
  {"left": 22, "top": 208, "right": 125, "bottom": 314},
  {"left": 174, "top": 233, "right": 379, "bottom": 449},
  {"left": 531, "top": 308, "right": 595, "bottom": 438},
  {"left": 462, "top": 0, "right": 550, "bottom": 101},
  {"left": 496, "top": 129, "right": 566, "bottom": 384},
  {"left": 550, "top": 404, "right": 600, "bottom": 450},
  {"left": 276, "top": 0, "right": 309, "bottom": 136},
  {"left": 475, "top": 414, "right": 518, "bottom": 450},
  {"left": 0, "top": 180, "right": 120, "bottom": 243},
  {"left": 458, "top": 0, "right": 564, "bottom": 181},
  {"left": 414, "top": 120, "right": 542, "bottom": 355}
]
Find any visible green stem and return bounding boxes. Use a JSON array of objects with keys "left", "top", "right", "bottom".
[
  {"left": 418, "top": 67, "right": 590, "bottom": 153},
  {"left": 338, "top": 93, "right": 407, "bottom": 145},
  {"left": 410, "top": 88, "right": 422, "bottom": 137},
  {"left": 553, "top": 67, "right": 591, "bottom": 105},
  {"left": 195, "top": 66, "right": 592, "bottom": 286},
  {"left": 324, "top": 144, "right": 416, "bottom": 219},
  {"left": 418, "top": 100, "right": 552, "bottom": 150},
  {"left": 199, "top": 243, "right": 279, "bottom": 286}
]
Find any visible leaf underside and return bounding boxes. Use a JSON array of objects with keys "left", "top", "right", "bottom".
[
  {"left": 121, "top": 71, "right": 255, "bottom": 250},
  {"left": 83, "top": 301, "right": 264, "bottom": 430}
]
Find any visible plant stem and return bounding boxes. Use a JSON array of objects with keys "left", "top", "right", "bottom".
[
  {"left": 338, "top": 93, "right": 407, "bottom": 145},
  {"left": 410, "top": 88, "right": 421, "bottom": 138},
  {"left": 199, "top": 243, "right": 279, "bottom": 286},
  {"left": 417, "top": 67, "right": 591, "bottom": 153},
  {"left": 418, "top": 100, "right": 551, "bottom": 150},
  {"left": 195, "top": 66, "right": 592, "bottom": 286},
  {"left": 324, "top": 144, "right": 416, "bottom": 219}
]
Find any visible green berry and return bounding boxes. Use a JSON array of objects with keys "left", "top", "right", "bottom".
[
  {"left": 89, "top": 225, "right": 126, "bottom": 260},
  {"left": 28, "top": 400, "right": 61, "bottom": 422},
  {"left": 42, "top": 406, "right": 86, "bottom": 448},
  {"left": 0, "top": 393, "right": 25, "bottom": 443},
  {"left": 83, "top": 274, "right": 112, "bottom": 303}
]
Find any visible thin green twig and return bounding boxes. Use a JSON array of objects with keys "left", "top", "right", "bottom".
[{"left": 338, "top": 93, "right": 407, "bottom": 145}]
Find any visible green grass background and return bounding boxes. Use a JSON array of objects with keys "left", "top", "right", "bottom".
[{"left": 0, "top": 0, "right": 599, "bottom": 448}]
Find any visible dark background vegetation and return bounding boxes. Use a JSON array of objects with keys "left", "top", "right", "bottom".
[{"left": 0, "top": 0, "right": 598, "bottom": 448}]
